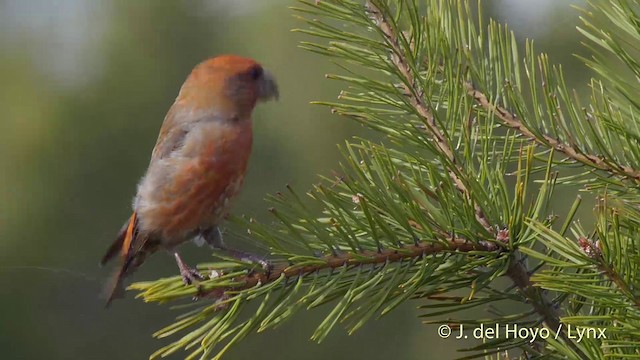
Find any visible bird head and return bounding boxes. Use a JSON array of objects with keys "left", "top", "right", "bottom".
[{"left": 177, "top": 55, "right": 279, "bottom": 119}]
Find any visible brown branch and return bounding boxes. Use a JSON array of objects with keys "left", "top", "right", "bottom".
[
  {"left": 579, "top": 237, "right": 640, "bottom": 309},
  {"left": 365, "top": 1, "right": 494, "bottom": 234},
  {"left": 504, "top": 257, "right": 587, "bottom": 359},
  {"left": 600, "top": 261, "right": 640, "bottom": 308},
  {"left": 505, "top": 257, "right": 561, "bottom": 330},
  {"left": 465, "top": 82, "right": 640, "bottom": 182},
  {"left": 600, "top": 263, "right": 640, "bottom": 309},
  {"left": 202, "top": 237, "right": 500, "bottom": 295}
]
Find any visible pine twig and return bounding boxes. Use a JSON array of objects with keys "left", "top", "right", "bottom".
[
  {"left": 465, "top": 82, "right": 640, "bottom": 182},
  {"left": 198, "top": 236, "right": 501, "bottom": 297},
  {"left": 364, "top": 0, "right": 494, "bottom": 234},
  {"left": 579, "top": 237, "right": 640, "bottom": 309}
]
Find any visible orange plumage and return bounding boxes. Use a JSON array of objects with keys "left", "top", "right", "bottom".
[{"left": 101, "top": 55, "right": 278, "bottom": 305}]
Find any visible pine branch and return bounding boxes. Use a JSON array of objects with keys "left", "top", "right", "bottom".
[
  {"left": 365, "top": 1, "right": 494, "bottom": 234},
  {"left": 196, "top": 235, "right": 501, "bottom": 297},
  {"left": 504, "top": 256, "right": 589, "bottom": 359},
  {"left": 364, "top": 3, "right": 592, "bottom": 357},
  {"left": 579, "top": 236, "right": 640, "bottom": 309},
  {"left": 599, "top": 262, "right": 640, "bottom": 310},
  {"left": 465, "top": 82, "right": 640, "bottom": 182}
]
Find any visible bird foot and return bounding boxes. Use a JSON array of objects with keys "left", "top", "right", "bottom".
[
  {"left": 252, "top": 258, "right": 273, "bottom": 278},
  {"left": 219, "top": 248, "right": 272, "bottom": 276},
  {"left": 174, "top": 252, "right": 205, "bottom": 285},
  {"left": 180, "top": 267, "right": 205, "bottom": 285},
  {"left": 242, "top": 254, "right": 271, "bottom": 272}
]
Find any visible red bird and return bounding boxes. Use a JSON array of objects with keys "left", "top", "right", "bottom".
[{"left": 101, "top": 55, "right": 278, "bottom": 305}]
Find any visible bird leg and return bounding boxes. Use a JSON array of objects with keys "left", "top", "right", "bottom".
[
  {"left": 221, "top": 248, "right": 271, "bottom": 272},
  {"left": 203, "top": 227, "right": 272, "bottom": 275},
  {"left": 174, "top": 252, "right": 205, "bottom": 285}
]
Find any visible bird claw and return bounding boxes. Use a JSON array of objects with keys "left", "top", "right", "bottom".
[
  {"left": 216, "top": 247, "right": 271, "bottom": 275},
  {"left": 180, "top": 266, "right": 205, "bottom": 285},
  {"left": 245, "top": 256, "right": 269, "bottom": 270},
  {"left": 239, "top": 255, "right": 272, "bottom": 278},
  {"left": 174, "top": 252, "right": 205, "bottom": 285},
  {"left": 252, "top": 259, "right": 273, "bottom": 278}
]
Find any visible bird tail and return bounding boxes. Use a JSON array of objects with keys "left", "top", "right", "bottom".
[
  {"left": 101, "top": 213, "right": 136, "bottom": 266},
  {"left": 101, "top": 212, "right": 151, "bottom": 306}
]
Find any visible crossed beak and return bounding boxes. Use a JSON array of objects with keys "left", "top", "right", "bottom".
[{"left": 258, "top": 70, "right": 279, "bottom": 102}]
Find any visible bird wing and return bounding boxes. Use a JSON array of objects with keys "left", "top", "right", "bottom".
[{"left": 150, "top": 104, "right": 191, "bottom": 162}]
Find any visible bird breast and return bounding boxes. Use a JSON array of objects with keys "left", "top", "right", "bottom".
[{"left": 134, "top": 119, "right": 253, "bottom": 244}]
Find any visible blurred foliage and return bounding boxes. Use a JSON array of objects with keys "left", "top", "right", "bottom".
[{"left": 0, "top": 1, "right": 592, "bottom": 359}]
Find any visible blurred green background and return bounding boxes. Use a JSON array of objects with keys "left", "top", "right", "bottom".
[{"left": 0, "top": 1, "right": 589, "bottom": 359}]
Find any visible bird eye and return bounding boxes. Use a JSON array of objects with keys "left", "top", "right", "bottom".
[{"left": 249, "top": 66, "right": 263, "bottom": 80}]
